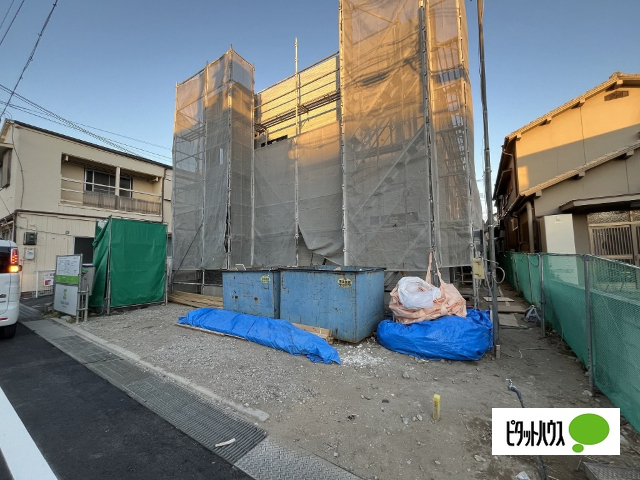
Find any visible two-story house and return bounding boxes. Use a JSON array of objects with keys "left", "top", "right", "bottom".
[
  {"left": 493, "top": 72, "right": 640, "bottom": 264},
  {"left": 0, "top": 120, "right": 172, "bottom": 295}
]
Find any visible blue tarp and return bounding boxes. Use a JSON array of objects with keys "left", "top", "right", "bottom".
[
  {"left": 178, "top": 308, "right": 341, "bottom": 365},
  {"left": 377, "top": 309, "right": 493, "bottom": 361}
]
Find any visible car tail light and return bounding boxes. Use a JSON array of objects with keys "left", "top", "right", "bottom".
[{"left": 8, "top": 248, "right": 20, "bottom": 273}]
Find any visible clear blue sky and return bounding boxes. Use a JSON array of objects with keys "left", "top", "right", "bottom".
[{"left": 1, "top": 0, "right": 638, "bottom": 191}]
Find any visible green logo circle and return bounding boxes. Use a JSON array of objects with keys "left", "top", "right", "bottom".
[{"left": 569, "top": 414, "right": 610, "bottom": 453}]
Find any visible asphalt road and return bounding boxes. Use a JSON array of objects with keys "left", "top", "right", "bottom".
[{"left": 0, "top": 323, "right": 252, "bottom": 480}]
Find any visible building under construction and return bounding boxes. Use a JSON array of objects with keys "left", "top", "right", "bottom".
[{"left": 172, "top": 0, "right": 481, "bottom": 288}]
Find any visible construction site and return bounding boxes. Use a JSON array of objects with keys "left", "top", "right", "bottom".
[
  {"left": 171, "top": 0, "right": 481, "bottom": 292},
  {"left": 3, "top": 1, "right": 639, "bottom": 480}
]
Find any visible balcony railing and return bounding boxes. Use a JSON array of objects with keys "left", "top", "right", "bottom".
[
  {"left": 61, "top": 176, "right": 163, "bottom": 216},
  {"left": 83, "top": 191, "right": 161, "bottom": 215}
]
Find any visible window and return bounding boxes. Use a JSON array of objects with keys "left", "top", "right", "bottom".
[
  {"left": 0, "top": 150, "right": 11, "bottom": 188},
  {"left": 85, "top": 169, "right": 132, "bottom": 197}
]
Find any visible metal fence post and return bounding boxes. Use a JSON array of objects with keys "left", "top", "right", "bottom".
[
  {"left": 35, "top": 271, "right": 39, "bottom": 299},
  {"left": 539, "top": 254, "right": 545, "bottom": 336},
  {"left": 584, "top": 255, "right": 594, "bottom": 394},
  {"left": 527, "top": 254, "right": 533, "bottom": 304}
]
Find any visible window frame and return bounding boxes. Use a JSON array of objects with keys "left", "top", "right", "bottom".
[{"left": 84, "top": 168, "right": 133, "bottom": 197}]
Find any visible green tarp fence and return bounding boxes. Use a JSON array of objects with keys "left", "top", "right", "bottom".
[
  {"left": 89, "top": 217, "right": 167, "bottom": 309},
  {"left": 500, "top": 251, "right": 640, "bottom": 432}
]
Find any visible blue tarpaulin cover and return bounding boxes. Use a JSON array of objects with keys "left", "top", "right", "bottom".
[
  {"left": 178, "top": 308, "right": 341, "bottom": 365},
  {"left": 376, "top": 309, "right": 493, "bottom": 361}
]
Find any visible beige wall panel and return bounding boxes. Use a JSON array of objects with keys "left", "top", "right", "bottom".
[
  {"left": 581, "top": 88, "right": 640, "bottom": 160},
  {"left": 516, "top": 107, "right": 585, "bottom": 191},
  {"left": 533, "top": 160, "right": 631, "bottom": 217},
  {"left": 164, "top": 199, "right": 172, "bottom": 233},
  {"left": 17, "top": 212, "right": 96, "bottom": 293},
  {"left": 515, "top": 87, "right": 640, "bottom": 192},
  {"left": 163, "top": 170, "right": 172, "bottom": 200},
  {"left": 625, "top": 152, "right": 640, "bottom": 192},
  {"left": 0, "top": 131, "right": 19, "bottom": 215},
  {"left": 572, "top": 214, "right": 590, "bottom": 254},
  {"left": 60, "top": 161, "right": 84, "bottom": 204}
]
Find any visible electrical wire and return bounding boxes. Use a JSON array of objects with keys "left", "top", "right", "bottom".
[
  {"left": 0, "top": 84, "right": 138, "bottom": 158},
  {"left": 0, "top": 0, "right": 16, "bottom": 34},
  {"left": 0, "top": 99, "right": 170, "bottom": 151},
  {"left": 0, "top": 100, "right": 172, "bottom": 162},
  {"left": 0, "top": 1, "right": 59, "bottom": 121},
  {"left": 0, "top": 0, "right": 24, "bottom": 49}
]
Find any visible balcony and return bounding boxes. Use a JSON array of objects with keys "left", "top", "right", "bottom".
[
  {"left": 82, "top": 191, "right": 161, "bottom": 215},
  {"left": 61, "top": 173, "right": 163, "bottom": 216}
]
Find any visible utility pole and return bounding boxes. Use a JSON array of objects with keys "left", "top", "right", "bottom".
[{"left": 477, "top": 0, "right": 500, "bottom": 346}]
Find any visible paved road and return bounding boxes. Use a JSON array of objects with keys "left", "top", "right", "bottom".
[{"left": 0, "top": 323, "right": 252, "bottom": 480}]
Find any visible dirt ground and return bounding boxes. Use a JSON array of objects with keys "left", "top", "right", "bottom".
[{"left": 65, "top": 284, "right": 640, "bottom": 480}]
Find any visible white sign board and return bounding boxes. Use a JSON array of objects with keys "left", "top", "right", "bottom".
[
  {"left": 53, "top": 284, "right": 79, "bottom": 317},
  {"left": 54, "top": 254, "right": 82, "bottom": 316},
  {"left": 55, "top": 255, "right": 82, "bottom": 280},
  {"left": 44, "top": 272, "right": 54, "bottom": 287}
]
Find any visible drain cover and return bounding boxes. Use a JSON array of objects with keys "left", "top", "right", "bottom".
[{"left": 584, "top": 463, "right": 640, "bottom": 480}]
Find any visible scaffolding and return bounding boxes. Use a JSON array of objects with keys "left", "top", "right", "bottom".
[
  {"left": 172, "top": 0, "right": 480, "bottom": 283},
  {"left": 173, "top": 49, "right": 254, "bottom": 279}
]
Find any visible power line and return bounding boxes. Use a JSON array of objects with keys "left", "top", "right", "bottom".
[
  {"left": 0, "top": 1, "right": 59, "bottom": 121},
  {"left": 0, "top": 83, "right": 138, "bottom": 156},
  {"left": 0, "top": 0, "right": 24, "bottom": 49},
  {"left": 0, "top": 0, "right": 16, "bottom": 33},
  {"left": 0, "top": 99, "right": 172, "bottom": 161}
]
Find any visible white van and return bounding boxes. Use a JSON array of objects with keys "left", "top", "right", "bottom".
[{"left": 0, "top": 240, "right": 21, "bottom": 339}]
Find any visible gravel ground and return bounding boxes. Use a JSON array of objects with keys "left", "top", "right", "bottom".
[{"left": 74, "top": 287, "right": 640, "bottom": 480}]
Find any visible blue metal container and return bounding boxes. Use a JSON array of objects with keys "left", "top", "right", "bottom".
[
  {"left": 222, "top": 269, "right": 280, "bottom": 318},
  {"left": 279, "top": 267, "right": 385, "bottom": 343}
]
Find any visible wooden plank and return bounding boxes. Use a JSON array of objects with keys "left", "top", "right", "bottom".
[
  {"left": 175, "top": 323, "right": 245, "bottom": 341},
  {"left": 498, "top": 305, "right": 527, "bottom": 313},
  {"left": 292, "top": 323, "right": 334, "bottom": 344},
  {"left": 173, "top": 291, "right": 223, "bottom": 302},
  {"left": 483, "top": 296, "right": 515, "bottom": 302},
  {"left": 168, "top": 299, "right": 222, "bottom": 309},
  {"left": 168, "top": 292, "right": 223, "bottom": 309},
  {"left": 498, "top": 313, "right": 523, "bottom": 328}
]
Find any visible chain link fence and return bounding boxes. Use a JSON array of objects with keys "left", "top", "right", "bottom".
[{"left": 501, "top": 252, "right": 640, "bottom": 432}]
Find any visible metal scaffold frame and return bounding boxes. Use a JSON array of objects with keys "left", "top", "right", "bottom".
[{"left": 171, "top": 0, "right": 480, "bottom": 290}]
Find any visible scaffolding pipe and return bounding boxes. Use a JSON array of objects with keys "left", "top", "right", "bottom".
[
  {"left": 477, "top": 0, "right": 500, "bottom": 345},
  {"left": 294, "top": 37, "right": 300, "bottom": 266},
  {"left": 225, "top": 49, "right": 234, "bottom": 269},
  {"left": 250, "top": 61, "right": 256, "bottom": 266},
  {"left": 419, "top": 0, "right": 439, "bottom": 281},
  {"left": 339, "top": 2, "right": 349, "bottom": 266}
]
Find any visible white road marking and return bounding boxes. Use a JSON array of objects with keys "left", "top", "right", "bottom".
[{"left": 0, "top": 386, "right": 57, "bottom": 480}]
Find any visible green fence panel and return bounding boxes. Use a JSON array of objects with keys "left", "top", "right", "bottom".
[
  {"left": 501, "top": 251, "right": 640, "bottom": 431},
  {"left": 528, "top": 255, "right": 541, "bottom": 307},
  {"left": 542, "top": 255, "right": 588, "bottom": 363},
  {"left": 589, "top": 257, "right": 640, "bottom": 431},
  {"left": 514, "top": 253, "right": 534, "bottom": 304},
  {"left": 89, "top": 219, "right": 111, "bottom": 308},
  {"left": 108, "top": 218, "right": 167, "bottom": 308}
]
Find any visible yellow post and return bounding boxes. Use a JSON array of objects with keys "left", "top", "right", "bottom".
[{"left": 433, "top": 394, "right": 441, "bottom": 421}]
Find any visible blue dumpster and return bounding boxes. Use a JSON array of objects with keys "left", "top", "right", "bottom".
[
  {"left": 222, "top": 269, "right": 281, "bottom": 318},
  {"left": 279, "top": 267, "right": 385, "bottom": 343}
]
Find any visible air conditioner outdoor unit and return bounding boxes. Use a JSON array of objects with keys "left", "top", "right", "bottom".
[{"left": 23, "top": 231, "right": 37, "bottom": 245}]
